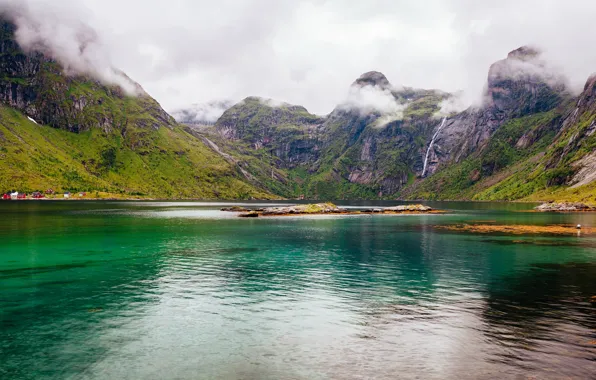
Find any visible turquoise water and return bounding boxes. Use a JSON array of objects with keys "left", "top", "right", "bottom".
[{"left": 1, "top": 201, "right": 595, "bottom": 379}]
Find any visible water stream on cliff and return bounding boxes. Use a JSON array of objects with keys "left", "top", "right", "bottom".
[
  {"left": 422, "top": 117, "right": 447, "bottom": 177},
  {"left": 1, "top": 201, "right": 595, "bottom": 379}
]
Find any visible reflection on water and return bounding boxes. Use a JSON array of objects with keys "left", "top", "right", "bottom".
[{"left": 0, "top": 201, "right": 595, "bottom": 379}]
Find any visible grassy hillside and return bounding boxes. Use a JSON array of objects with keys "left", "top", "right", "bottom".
[{"left": 0, "top": 106, "right": 272, "bottom": 199}]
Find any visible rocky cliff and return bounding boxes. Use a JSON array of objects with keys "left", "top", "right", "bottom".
[
  {"left": 214, "top": 96, "right": 325, "bottom": 168},
  {"left": 422, "top": 46, "right": 570, "bottom": 177},
  {"left": 0, "top": 20, "right": 175, "bottom": 134}
]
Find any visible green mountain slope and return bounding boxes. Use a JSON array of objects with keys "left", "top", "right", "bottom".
[
  {"left": 0, "top": 105, "right": 271, "bottom": 198},
  {"left": 0, "top": 18, "right": 272, "bottom": 199}
]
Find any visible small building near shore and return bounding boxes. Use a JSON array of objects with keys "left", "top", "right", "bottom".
[{"left": 64, "top": 192, "right": 71, "bottom": 199}]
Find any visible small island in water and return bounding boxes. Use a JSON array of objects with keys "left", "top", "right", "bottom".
[
  {"left": 534, "top": 202, "right": 596, "bottom": 212},
  {"left": 221, "top": 203, "right": 443, "bottom": 217}
]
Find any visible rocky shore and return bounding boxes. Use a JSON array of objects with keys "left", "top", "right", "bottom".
[
  {"left": 221, "top": 203, "right": 441, "bottom": 217},
  {"left": 534, "top": 202, "right": 596, "bottom": 212}
]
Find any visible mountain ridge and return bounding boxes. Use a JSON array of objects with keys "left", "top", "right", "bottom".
[
  {"left": 191, "top": 47, "right": 595, "bottom": 202},
  {"left": 0, "top": 12, "right": 593, "bottom": 203}
]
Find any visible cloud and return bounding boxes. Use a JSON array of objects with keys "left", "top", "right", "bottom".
[
  {"left": 487, "top": 47, "right": 568, "bottom": 91},
  {"left": 171, "top": 100, "right": 234, "bottom": 124},
  {"left": 2, "top": 0, "right": 596, "bottom": 114},
  {"left": 436, "top": 93, "right": 469, "bottom": 116},
  {"left": 252, "top": 97, "right": 291, "bottom": 108},
  {"left": 0, "top": 0, "right": 140, "bottom": 94},
  {"left": 341, "top": 84, "right": 405, "bottom": 115}
]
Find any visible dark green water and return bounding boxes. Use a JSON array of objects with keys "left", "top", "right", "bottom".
[{"left": 1, "top": 201, "right": 595, "bottom": 379}]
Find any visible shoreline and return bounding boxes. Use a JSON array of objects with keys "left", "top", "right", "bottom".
[
  {"left": 0, "top": 197, "right": 543, "bottom": 203},
  {"left": 1, "top": 198, "right": 592, "bottom": 209}
]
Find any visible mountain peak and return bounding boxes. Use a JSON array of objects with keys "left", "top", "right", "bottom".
[
  {"left": 353, "top": 71, "right": 391, "bottom": 89},
  {"left": 507, "top": 45, "right": 541, "bottom": 61}
]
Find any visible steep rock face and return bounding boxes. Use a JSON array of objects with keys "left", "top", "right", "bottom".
[
  {"left": 0, "top": 19, "right": 175, "bottom": 134},
  {"left": 0, "top": 21, "right": 44, "bottom": 111},
  {"left": 486, "top": 46, "right": 566, "bottom": 116},
  {"left": 306, "top": 76, "right": 449, "bottom": 197},
  {"left": 214, "top": 97, "right": 325, "bottom": 168},
  {"left": 424, "top": 46, "right": 569, "bottom": 176},
  {"left": 546, "top": 75, "right": 596, "bottom": 187}
]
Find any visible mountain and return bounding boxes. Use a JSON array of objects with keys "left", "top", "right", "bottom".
[
  {"left": 420, "top": 46, "right": 569, "bottom": 177},
  {"left": 301, "top": 71, "right": 450, "bottom": 198},
  {"left": 1, "top": 11, "right": 593, "bottom": 204},
  {"left": 0, "top": 18, "right": 272, "bottom": 199},
  {"left": 194, "top": 72, "right": 452, "bottom": 199},
  {"left": 193, "top": 48, "right": 595, "bottom": 202},
  {"left": 181, "top": 96, "right": 325, "bottom": 197}
]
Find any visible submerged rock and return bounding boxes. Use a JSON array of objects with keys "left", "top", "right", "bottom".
[
  {"left": 437, "top": 223, "right": 595, "bottom": 235},
  {"left": 221, "top": 206, "right": 250, "bottom": 212},
  {"left": 534, "top": 202, "right": 595, "bottom": 212},
  {"left": 239, "top": 211, "right": 259, "bottom": 218}
]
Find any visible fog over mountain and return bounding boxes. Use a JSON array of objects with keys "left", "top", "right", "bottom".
[{"left": 2, "top": 0, "right": 596, "bottom": 115}]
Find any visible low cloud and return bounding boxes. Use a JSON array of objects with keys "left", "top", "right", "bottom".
[
  {"left": 2, "top": 0, "right": 596, "bottom": 114},
  {"left": 341, "top": 84, "right": 405, "bottom": 116},
  {"left": 171, "top": 101, "right": 234, "bottom": 124},
  {"left": 487, "top": 48, "right": 567, "bottom": 92},
  {"left": 436, "top": 92, "right": 469, "bottom": 116},
  {"left": 257, "top": 97, "right": 290, "bottom": 108},
  {"left": 0, "top": 0, "right": 140, "bottom": 94}
]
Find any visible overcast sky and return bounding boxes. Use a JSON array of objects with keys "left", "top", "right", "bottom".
[{"left": 4, "top": 0, "right": 596, "bottom": 115}]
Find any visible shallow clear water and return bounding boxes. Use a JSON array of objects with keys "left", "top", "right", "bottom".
[{"left": 1, "top": 201, "right": 595, "bottom": 379}]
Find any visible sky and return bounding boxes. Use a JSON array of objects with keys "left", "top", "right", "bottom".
[{"left": 2, "top": 0, "right": 596, "bottom": 116}]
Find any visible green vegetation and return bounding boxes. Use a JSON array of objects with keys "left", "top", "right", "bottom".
[
  {"left": 302, "top": 202, "right": 337, "bottom": 213},
  {"left": 400, "top": 108, "right": 596, "bottom": 204},
  {"left": 0, "top": 106, "right": 272, "bottom": 199}
]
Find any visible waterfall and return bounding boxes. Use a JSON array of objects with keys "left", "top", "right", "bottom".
[{"left": 422, "top": 117, "right": 447, "bottom": 177}]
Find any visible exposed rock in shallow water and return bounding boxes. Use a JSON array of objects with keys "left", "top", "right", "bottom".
[
  {"left": 534, "top": 202, "right": 596, "bottom": 212},
  {"left": 437, "top": 224, "right": 595, "bottom": 235},
  {"left": 384, "top": 205, "right": 432, "bottom": 212},
  {"left": 260, "top": 203, "right": 347, "bottom": 216},
  {"left": 221, "top": 203, "right": 439, "bottom": 217}
]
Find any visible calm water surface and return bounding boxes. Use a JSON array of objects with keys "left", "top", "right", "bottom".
[{"left": 1, "top": 201, "right": 595, "bottom": 379}]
